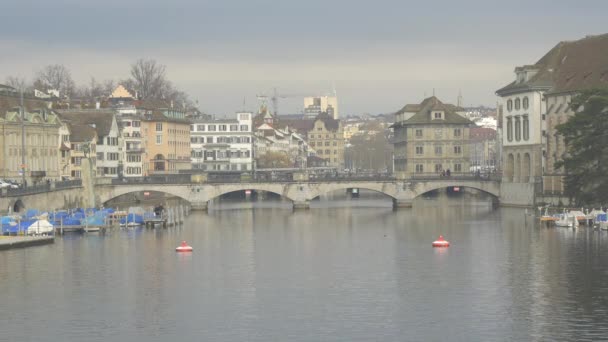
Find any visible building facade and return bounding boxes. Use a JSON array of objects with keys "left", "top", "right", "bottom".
[
  {"left": 190, "top": 112, "right": 253, "bottom": 171},
  {"left": 304, "top": 96, "right": 339, "bottom": 119},
  {"left": 496, "top": 66, "right": 549, "bottom": 184},
  {"left": 0, "top": 93, "right": 61, "bottom": 184},
  {"left": 469, "top": 127, "right": 497, "bottom": 171},
  {"left": 117, "top": 114, "right": 144, "bottom": 177},
  {"left": 306, "top": 113, "right": 344, "bottom": 168},
  {"left": 59, "top": 111, "right": 121, "bottom": 178},
  {"left": 141, "top": 109, "right": 191, "bottom": 174},
  {"left": 392, "top": 96, "right": 473, "bottom": 178}
]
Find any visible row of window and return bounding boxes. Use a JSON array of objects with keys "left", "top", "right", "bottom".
[
  {"left": 506, "top": 115, "right": 530, "bottom": 142},
  {"left": 415, "top": 145, "right": 462, "bottom": 155},
  {"left": 98, "top": 137, "right": 119, "bottom": 146},
  {"left": 190, "top": 136, "right": 252, "bottom": 144},
  {"left": 414, "top": 164, "right": 463, "bottom": 173},
  {"left": 125, "top": 167, "right": 142, "bottom": 175},
  {"left": 192, "top": 163, "right": 251, "bottom": 171},
  {"left": 96, "top": 152, "right": 120, "bottom": 161},
  {"left": 97, "top": 167, "right": 118, "bottom": 175},
  {"left": 317, "top": 149, "right": 340, "bottom": 155},
  {"left": 309, "top": 134, "right": 340, "bottom": 139},
  {"left": 191, "top": 124, "right": 250, "bottom": 132},
  {"left": 127, "top": 155, "right": 142, "bottom": 163},
  {"left": 310, "top": 141, "right": 338, "bottom": 147},
  {"left": 122, "top": 120, "right": 141, "bottom": 127},
  {"left": 191, "top": 150, "right": 252, "bottom": 159},
  {"left": 414, "top": 128, "right": 462, "bottom": 138},
  {"left": 506, "top": 97, "right": 530, "bottom": 112}
]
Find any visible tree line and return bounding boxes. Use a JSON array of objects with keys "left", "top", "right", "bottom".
[{"left": 4, "top": 59, "right": 194, "bottom": 109}]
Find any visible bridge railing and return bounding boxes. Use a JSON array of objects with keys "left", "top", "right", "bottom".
[
  {"left": 2, "top": 183, "right": 51, "bottom": 197},
  {"left": 111, "top": 174, "right": 193, "bottom": 185},
  {"left": 55, "top": 179, "right": 82, "bottom": 189},
  {"left": 407, "top": 172, "right": 502, "bottom": 181}
]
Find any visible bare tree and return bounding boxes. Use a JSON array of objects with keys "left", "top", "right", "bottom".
[
  {"left": 4, "top": 76, "right": 28, "bottom": 90},
  {"left": 34, "top": 64, "right": 75, "bottom": 98},
  {"left": 129, "top": 59, "right": 168, "bottom": 99}
]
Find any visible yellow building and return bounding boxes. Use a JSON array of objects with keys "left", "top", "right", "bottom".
[
  {"left": 0, "top": 92, "right": 61, "bottom": 184},
  {"left": 307, "top": 113, "right": 344, "bottom": 168},
  {"left": 141, "top": 110, "right": 191, "bottom": 174}
]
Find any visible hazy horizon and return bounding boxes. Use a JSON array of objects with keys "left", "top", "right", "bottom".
[{"left": 1, "top": 0, "right": 607, "bottom": 116}]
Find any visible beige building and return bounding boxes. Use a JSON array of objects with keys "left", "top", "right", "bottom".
[
  {"left": 542, "top": 34, "right": 608, "bottom": 193},
  {"left": 307, "top": 113, "right": 344, "bottom": 168},
  {"left": 67, "top": 124, "right": 97, "bottom": 179},
  {"left": 392, "top": 96, "right": 473, "bottom": 178},
  {"left": 0, "top": 92, "right": 61, "bottom": 184},
  {"left": 304, "top": 96, "right": 339, "bottom": 119},
  {"left": 141, "top": 109, "right": 191, "bottom": 174}
]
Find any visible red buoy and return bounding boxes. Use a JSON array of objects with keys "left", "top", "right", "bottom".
[
  {"left": 176, "top": 241, "right": 193, "bottom": 252},
  {"left": 432, "top": 235, "right": 450, "bottom": 248}
]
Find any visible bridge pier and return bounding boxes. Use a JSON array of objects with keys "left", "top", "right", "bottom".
[
  {"left": 393, "top": 199, "right": 413, "bottom": 209},
  {"left": 293, "top": 201, "right": 310, "bottom": 210}
]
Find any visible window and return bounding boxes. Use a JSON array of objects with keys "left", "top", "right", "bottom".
[
  {"left": 507, "top": 117, "right": 513, "bottom": 142},
  {"left": 325, "top": 141, "right": 330, "bottom": 146},
  {"left": 435, "top": 146, "right": 442, "bottom": 156},
  {"left": 197, "top": 125, "right": 205, "bottom": 131},
  {"left": 219, "top": 125, "right": 227, "bottom": 131},
  {"left": 454, "top": 146, "right": 461, "bottom": 154},
  {"left": 325, "top": 149, "right": 330, "bottom": 154},
  {"left": 515, "top": 116, "right": 521, "bottom": 141},
  {"left": 415, "top": 164, "right": 424, "bottom": 173},
  {"left": 507, "top": 99, "right": 513, "bottom": 112},
  {"left": 515, "top": 98, "right": 521, "bottom": 110},
  {"left": 454, "top": 128, "right": 461, "bottom": 137},
  {"left": 230, "top": 125, "right": 238, "bottom": 131},
  {"left": 156, "top": 135, "right": 162, "bottom": 144},
  {"left": 415, "top": 129, "right": 423, "bottom": 138},
  {"left": 240, "top": 125, "right": 249, "bottom": 131},
  {"left": 416, "top": 146, "right": 424, "bottom": 155},
  {"left": 454, "top": 163, "right": 462, "bottom": 172},
  {"left": 156, "top": 123, "right": 163, "bottom": 132},
  {"left": 434, "top": 164, "right": 442, "bottom": 172},
  {"left": 132, "top": 121, "right": 140, "bottom": 127},
  {"left": 208, "top": 125, "right": 216, "bottom": 131},
  {"left": 207, "top": 137, "right": 213, "bottom": 143},
  {"left": 310, "top": 142, "right": 315, "bottom": 147},
  {"left": 433, "top": 112, "right": 443, "bottom": 119},
  {"left": 523, "top": 115, "right": 529, "bottom": 141},
  {"left": 97, "top": 152, "right": 104, "bottom": 160},
  {"left": 523, "top": 97, "right": 529, "bottom": 109}
]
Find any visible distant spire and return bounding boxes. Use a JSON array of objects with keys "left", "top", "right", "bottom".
[
  {"left": 457, "top": 90, "right": 463, "bottom": 107},
  {"left": 432, "top": 88, "right": 435, "bottom": 97}
]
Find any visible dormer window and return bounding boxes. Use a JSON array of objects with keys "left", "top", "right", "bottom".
[{"left": 433, "top": 111, "right": 444, "bottom": 120}]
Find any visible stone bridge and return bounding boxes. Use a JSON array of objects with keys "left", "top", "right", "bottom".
[
  {"left": 94, "top": 178, "right": 501, "bottom": 210},
  {"left": 1, "top": 177, "right": 501, "bottom": 213}
]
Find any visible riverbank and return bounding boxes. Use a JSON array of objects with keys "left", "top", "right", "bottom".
[{"left": 0, "top": 236, "right": 54, "bottom": 250}]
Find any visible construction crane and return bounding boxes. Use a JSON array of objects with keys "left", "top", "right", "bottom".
[{"left": 256, "top": 88, "right": 308, "bottom": 117}]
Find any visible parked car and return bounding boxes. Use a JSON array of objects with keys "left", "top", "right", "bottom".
[{"left": 0, "top": 180, "right": 18, "bottom": 189}]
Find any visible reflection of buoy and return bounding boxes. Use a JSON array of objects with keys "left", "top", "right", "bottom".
[
  {"left": 176, "top": 241, "right": 193, "bottom": 252},
  {"left": 432, "top": 235, "right": 449, "bottom": 248}
]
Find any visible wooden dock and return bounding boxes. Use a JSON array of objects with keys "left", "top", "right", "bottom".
[{"left": 0, "top": 236, "right": 54, "bottom": 250}]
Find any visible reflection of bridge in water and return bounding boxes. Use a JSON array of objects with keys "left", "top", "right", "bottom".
[{"left": 0, "top": 173, "right": 501, "bottom": 212}]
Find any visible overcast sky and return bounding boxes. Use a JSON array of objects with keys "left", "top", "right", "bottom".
[{"left": 1, "top": 0, "right": 607, "bottom": 116}]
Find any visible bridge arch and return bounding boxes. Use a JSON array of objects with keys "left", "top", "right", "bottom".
[
  {"left": 97, "top": 184, "right": 192, "bottom": 206},
  {"left": 410, "top": 181, "right": 500, "bottom": 201},
  {"left": 204, "top": 184, "right": 298, "bottom": 204},
  {"left": 306, "top": 182, "right": 398, "bottom": 201}
]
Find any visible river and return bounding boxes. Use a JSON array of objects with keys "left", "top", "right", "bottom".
[{"left": 1, "top": 192, "right": 608, "bottom": 341}]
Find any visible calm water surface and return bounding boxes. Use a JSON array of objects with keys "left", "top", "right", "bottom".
[{"left": 2, "top": 194, "right": 608, "bottom": 341}]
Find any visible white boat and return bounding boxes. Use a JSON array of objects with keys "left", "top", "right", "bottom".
[
  {"left": 26, "top": 219, "right": 54, "bottom": 235},
  {"left": 555, "top": 213, "right": 579, "bottom": 228}
]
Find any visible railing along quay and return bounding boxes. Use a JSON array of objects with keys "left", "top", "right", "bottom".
[{"left": 0, "top": 179, "right": 82, "bottom": 197}]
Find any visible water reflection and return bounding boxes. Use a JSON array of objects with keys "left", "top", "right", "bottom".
[{"left": 1, "top": 193, "right": 608, "bottom": 341}]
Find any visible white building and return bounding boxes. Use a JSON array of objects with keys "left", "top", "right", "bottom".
[
  {"left": 255, "top": 123, "right": 312, "bottom": 168},
  {"left": 304, "top": 95, "right": 339, "bottom": 119},
  {"left": 496, "top": 65, "right": 549, "bottom": 184},
  {"left": 190, "top": 112, "right": 253, "bottom": 171},
  {"left": 59, "top": 111, "right": 122, "bottom": 178},
  {"left": 117, "top": 114, "right": 144, "bottom": 177}
]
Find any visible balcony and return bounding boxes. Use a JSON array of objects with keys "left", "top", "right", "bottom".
[{"left": 126, "top": 148, "right": 144, "bottom": 153}]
